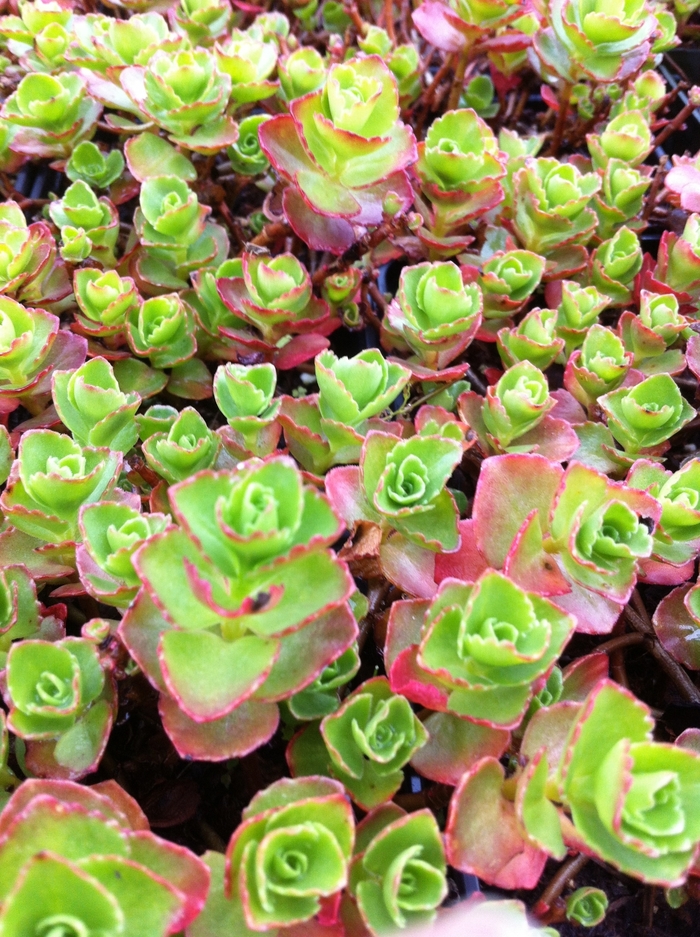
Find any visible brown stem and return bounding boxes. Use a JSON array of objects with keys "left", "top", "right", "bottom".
[
  {"left": 596, "top": 632, "right": 646, "bottom": 655},
  {"left": 624, "top": 593, "right": 700, "bottom": 704},
  {"left": 367, "top": 281, "right": 388, "bottom": 314},
  {"left": 447, "top": 46, "right": 471, "bottom": 112},
  {"left": 250, "top": 222, "right": 290, "bottom": 247},
  {"left": 533, "top": 853, "right": 589, "bottom": 917},
  {"left": 548, "top": 82, "right": 572, "bottom": 157},
  {"left": 653, "top": 92, "right": 700, "bottom": 150},
  {"left": 384, "top": 0, "right": 396, "bottom": 44},
  {"left": 642, "top": 157, "right": 669, "bottom": 223},
  {"left": 343, "top": 2, "right": 368, "bottom": 35},
  {"left": 421, "top": 53, "right": 455, "bottom": 113}
]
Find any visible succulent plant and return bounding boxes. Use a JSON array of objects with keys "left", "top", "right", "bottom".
[
  {"left": 52, "top": 357, "right": 140, "bottom": 454},
  {"left": 259, "top": 56, "right": 417, "bottom": 252},
  {"left": 0, "top": 778, "right": 209, "bottom": 934},
  {"left": 289, "top": 677, "right": 428, "bottom": 808},
  {"left": 4, "top": 636, "right": 115, "bottom": 779},
  {"left": 0, "top": 429, "right": 122, "bottom": 544}
]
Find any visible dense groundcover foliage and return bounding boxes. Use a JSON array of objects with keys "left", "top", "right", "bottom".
[{"left": 1, "top": 0, "right": 700, "bottom": 933}]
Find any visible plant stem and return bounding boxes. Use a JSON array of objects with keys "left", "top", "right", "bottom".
[
  {"left": 447, "top": 46, "right": 471, "bottom": 111},
  {"left": 624, "top": 592, "right": 700, "bottom": 704},
  {"left": 533, "top": 853, "right": 589, "bottom": 917},
  {"left": 548, "top": 82, "right": 571, "bottom": 157},
  {"left": 384, "top": 0, "right": 396, "bottom": 44},
  {"left": 653, "top": 91, "right": 700, "bottom": 150}
]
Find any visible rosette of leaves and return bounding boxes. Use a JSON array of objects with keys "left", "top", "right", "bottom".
[
  {"left": 65, "top": 140, "right": 125, "bottom": 189},
  {"left": 142, "top": 407, "right": 220, "bottom": 484},
  {"left": 172, "top": 0, "right": 233, "bottom": 45},
  {"left": 619, "top": 291, "right": 689, "bottom": 376},
  {"left": 0, "top": 201, "right": 69, "bottom": 306},
  {"left": 73, "top": 268, "right": 140, "bottom": 338},
  {"left": 479, "top": 249, "right": 545, "bottom": 321},
  {"left": 215, "top": 27, "right": 278, "bottom": 106},
  {"left": 217, "top": 252, "right": 332, "bottom": 345},
  {"left": 497, "top": 308, "right": 565, "bottom": 370},
  {"left": 0, "top": 429, "right": 122, "bottom": 544},
  {"left": 533, "top": 0, "right": 658, "bottom": 82},
  {"left": 590, "top": 227, "right": 642, "bottom": 306},
  {"left": 0, "top": 778, "right": 209, "bottom": 935},
  {"left": 71, "top": 11, "right": 180, "bottom": 71},
  {"left": 289, "top": 677, "right": 428, "bottom": 809},
  {"left": 278, "top": 46, "right": 327, "bottom": 100},
  {"left": 214, "top": 362, "right": 280, "bottom": 458},
  {"left": 462, "top": 75, "right": 498, "bottom": 119},
  {"left": 287, "top": 643, "right": 360, "bottom": 721},
  {"left": 119, "top": 457, "right": 357, "bottom": 760},
  {"left": 227, "top": 114, "right": 271, "bottom": 176},
  {"left": 460, "top": 455, "right": 661, "bottom": 631},
  {"left": 300, "top": 347, "right": 412, "bottom": 463},
  {"left": 3, "top": 636, "right": 114, "bottom": 779},
  {"left": 566, "top": 888, "right": 608, "bottom": 927},
  {"left": 654, "top": 212, "right": 700, "bottom": 298},
  {"left": 326, "top": 429, "right": 463, "bottom": 554},
  {"left": 386, "top": 570, "right": 575, "bottom": 728},
  {"left": 599, "top": 374, "right": 696, "bottom": 456},
  {"left": 564, "top": 324, "right": 632, "bottom": 411},
  {"left": 460, "top": 360, "right": 566, "bottom": 457},
  {"left": 52, "top": 357, "right": 140, "bottom": 454},
  {"left": 0, "top": 296, "right": 86, "bottom": 410},
  {"left": 135, "top": 174, "right": 208, "bottom": 253},
  {"left": 120, "top": 48, "right": 238, "bottom": 152},
  {"left": 554, "top": 280, "right": 610, "bottom": 356},
  {"left": 48, "top": 181, "right": 119, "bottom": 267},
  {"left": 77, "top": 502, "right": 171, "bottom": 608},
  {"left": 519, "top": 681, "right": 700, "bottom": 884},
  {"left": 125, "top": 293, "right": 196, "bottom": 369},
  {"left": 343, "top": 806, "right": 447, "bottom": 935},
  {"left": 587, "top": 111, "right": 652, "bottom": 170},
  {"left": 258, "top": 55, "right": 417, "bottom": 253},
  {"left": 190, "top": 777, "right": 353, "bottom": 935},
  {"left": 0, "top": 72, "right": 101, "bottom": 158},
  {"left": 413, "top": 108, "right": 506, "bottom": 252},
  {"left": 512, "top": 158, "right": 601, "bottom": 261},
  {"left": 382, "top": 261, "right": 482, "bottom": 370},
  {"left": 628, "top": 459, "right": 700, "bottom": 571},
  {"left": 594, "top": 159, "right": 651, "bottom": 240}
]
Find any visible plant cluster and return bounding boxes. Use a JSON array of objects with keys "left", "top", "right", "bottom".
[{"left": 0, "top": 0, "right": 698, "bottom": 934}]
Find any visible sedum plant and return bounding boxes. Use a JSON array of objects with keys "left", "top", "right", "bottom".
[
  {"left": 191, "top": 776, "right": 354, "bottom": 935},
  {"left": 289, "top": 677, "right": 428, "bottom": 809},
  {"left": 77, "top": 502, "right": 171, "bottom": 608},
  {"left": 599, "top": 373, "right": 696, "bottom": 456},
  {"left": 386, "top": 570, "right": 575, "bottom": 728},
  {"left": 0, "top": 778, "right": 209, "bottom": 935},
  {"left": 52, "top": 357, "right": 140, "bottom": 454},
  {"left": 119, "top": 456, "right": 357, "bottom": 760},
  {"left": 214, "top": 361, "right": 280, "bottom": 458},
  {"left": 0, "top": 429, "right": 122, "bottom": 544},
  {"left": 518, "top": 680, "right": 700, "bottom": 884},
  {"left": 120, "top": 48, "right": 238, "bottom": 152},
  {"left": 327, "top": 429, "right": 463, "bottom": 553},
  {"left": 142, "top": 406, "right": 220, "bottom": 484},
  {"left": 382, "top": 261, "right": 482, "bottom": 369},
  {"left": 343, "top": 805, "right": 448, "bottom": 935},
  {"left": 259, "top": 56, "right": 416, "bottom": 252},
  {"left": 1, "top": 72, "right": 101, "bottom": 158},
  {"left": 4, "top": 636, "right": 115, "bottom": 779}
]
